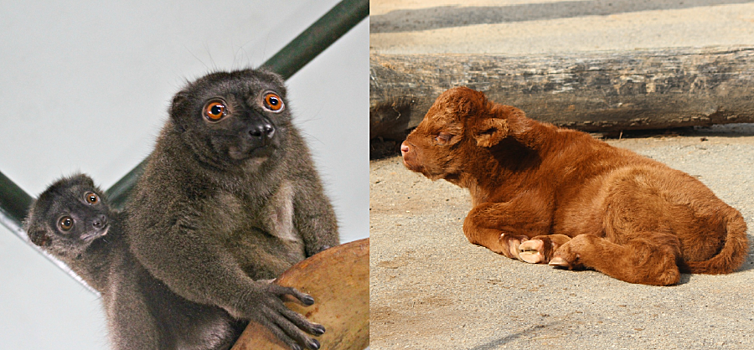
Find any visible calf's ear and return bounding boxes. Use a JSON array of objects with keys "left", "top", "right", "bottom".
[{"left": 473, "top": 117, "right": 508, "bottom": 147}]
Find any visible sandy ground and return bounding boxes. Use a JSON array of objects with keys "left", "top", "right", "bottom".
[{"left": 370, "top": 129, "right": 754, "bottom": 349}]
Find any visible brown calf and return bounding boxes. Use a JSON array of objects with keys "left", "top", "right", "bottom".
[{"left": 401, "top": 86, "right": 748, "bottom": 286}]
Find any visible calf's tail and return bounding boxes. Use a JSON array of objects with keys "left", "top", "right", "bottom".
[{"left": 685, "top": 211, "right": 749, "bottom": 274}]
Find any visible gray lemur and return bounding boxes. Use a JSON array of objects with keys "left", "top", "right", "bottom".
[
  {"left": 25, "top": 174, "right": 246, "bottom": 350},
  {"left": 125, "top": 68, "right": 340, "bottom": 350}
]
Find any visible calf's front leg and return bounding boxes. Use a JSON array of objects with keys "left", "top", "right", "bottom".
[{"left": 463, "top": 201, "right": 552, "bottom": 261}]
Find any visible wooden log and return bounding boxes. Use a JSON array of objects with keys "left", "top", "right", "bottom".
[
  {"left": 370, "top": 47, "right": 754, "bottom": 140},
  {"left": 231, "top": 238, "right": 369, "bottom": 350}
]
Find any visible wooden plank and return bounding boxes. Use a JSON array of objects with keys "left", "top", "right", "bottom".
[
  {"left": 370, "top": 47, "right": 754, "bottom": 139},
  {"left": 232, "top": 238, "right": 369, "bottom": 350}
]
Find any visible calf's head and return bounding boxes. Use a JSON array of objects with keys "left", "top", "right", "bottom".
[{"left": 401, "top": 86, "right": 525, "bottom": 181}]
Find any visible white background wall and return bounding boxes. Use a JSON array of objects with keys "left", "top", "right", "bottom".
[{"left": 0, "top": 1, "right": 368, "bottom": 349}]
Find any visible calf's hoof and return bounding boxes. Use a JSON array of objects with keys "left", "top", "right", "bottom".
[
  {"left": 548, "top": 256, "right": 571, "bottom": 268},
  {"left": 518, "top": 239, "right": 547, "bottom": 264},
  {"left": 518, "top": 235, "right": 570, "bottom": 264},
  {"left": 549, "top": 246, "right": 583, "bottom": 268},
  {"left": 499, "top": 233, "right": 528, "bottom": 260}
]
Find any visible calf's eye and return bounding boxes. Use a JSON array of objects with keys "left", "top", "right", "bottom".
[{"left": 435, "top": 132, "right": 453, "bottom": 145}]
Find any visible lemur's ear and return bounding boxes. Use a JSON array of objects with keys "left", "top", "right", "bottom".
[{"left": 27, "top": 223, "right": 52, "bottom": 247}]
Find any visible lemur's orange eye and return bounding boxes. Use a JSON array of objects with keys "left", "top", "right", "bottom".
[
  {"left": 84, "top": 192, "right": 99, "bottom": 204},
  {"left": 59, "top": 216, "right": 73, "bottom": 231},
  {"left": 204, "top": 101, "right": 227, "bottom": 121},
  {"left": 262, "top": 92, "right": 284, "bottom": 113}
]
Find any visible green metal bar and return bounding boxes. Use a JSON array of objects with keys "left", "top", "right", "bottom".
[
  {"left": 261, "top": 0, "right": 369, "bottom": 79},
  {"left": 105, "top": 157, "right": 149, "bottom": 209},
  {"left": 0, "top": 171, "right": 33, "bottom": 236}
]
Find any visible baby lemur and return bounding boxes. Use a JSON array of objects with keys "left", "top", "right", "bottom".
[
  {"left": 125, "top": 68, "right": 340, "bottom": 350},
  {"left": 25, "top": 174, "right": 245, "bottom": 350}
]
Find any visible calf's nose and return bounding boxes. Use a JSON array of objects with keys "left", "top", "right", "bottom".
[{"left": 400, "top": 142, "right": 410, "bottom": 156}]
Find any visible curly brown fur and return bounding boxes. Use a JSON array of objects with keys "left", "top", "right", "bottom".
[{"left": 401, "top": 86, "right": 748, "bottom": 286}]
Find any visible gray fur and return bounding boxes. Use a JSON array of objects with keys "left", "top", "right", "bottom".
[
  {"left": 125, "top": 68, "right": 339, "bottom": 349},
  {"left": 24, "top": 174, "right": 244, "bottom": 350}
]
